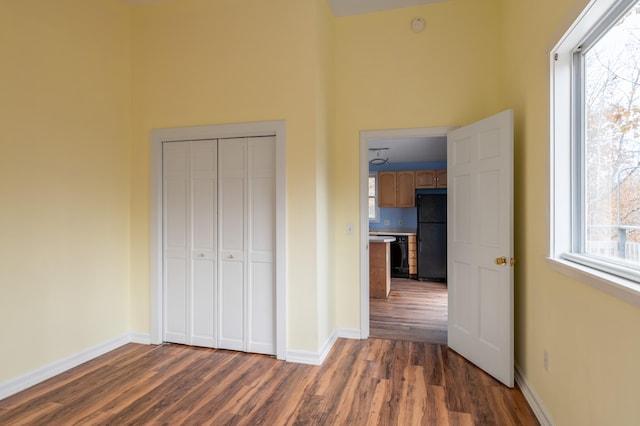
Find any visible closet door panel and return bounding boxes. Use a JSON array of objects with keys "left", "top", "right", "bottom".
[
  {"left": 248, "top": 262, "right": 274, "bottom": 354},
  {"left": 249, "top": 178, "right": 274, "bottom": 262},
  {"left": 219, "top": 176, "right": 245, "bottom": 258},
  {"left": 219, "top": 261, "right": 245, "bottom": 350},
  {"left": 219, "top": 139, "right": 246, "bottom": 261},
  {"left": 218, "top": 138, "right": 247, "bottom": 350},
  {"left": 190, "top": 141, "right": 217, "bottom": 347},
  {"left": 163, "top": 143, "right": 189, "bottom": 344},
  {"left": 247, "top": 137, "right": 275, "bottom": 353},
  {"left": 164, "top": 259, "right": 187, "bottom": 343}
]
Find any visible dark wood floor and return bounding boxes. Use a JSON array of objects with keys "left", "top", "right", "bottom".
[
  {"left": 370, "top": 278, "right": 448, "bottom": 344},
  {"left": 0, "top": 339, "right": 539, "bottom": 425}
]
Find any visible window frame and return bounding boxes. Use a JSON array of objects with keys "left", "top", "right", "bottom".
[
  {"left": 368, "top": 172, "right": 380, "bottom": 222},
  {"left": 549, "top": 0, "right": 640, "bottom": 307}
]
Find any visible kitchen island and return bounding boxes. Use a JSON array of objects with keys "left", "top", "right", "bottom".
[{"left": 369, "top": 236, "right": 395, "bottom": 298}]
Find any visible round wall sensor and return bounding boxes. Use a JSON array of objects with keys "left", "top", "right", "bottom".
[{"left": 411, "top": 17, "right": 426, "bottom": 33}]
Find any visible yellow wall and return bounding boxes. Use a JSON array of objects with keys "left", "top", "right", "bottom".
[
  {"left": 332, "top": 0, "right": 504, "bottom": 328},
  {"left": 315, "top": 0, "right": 337, "bottom": 346},
  {"left": 502, "top": 0, "right": 640, "bottom": 423},
  {"left": 129, "top": 0, "right": 332, "bottom": 351},
  {"left": 0, "top": 0, "right": 132, "bottom": 382},
  {"left": 4, "top": 1, "right": 639, "bottom": 422}
]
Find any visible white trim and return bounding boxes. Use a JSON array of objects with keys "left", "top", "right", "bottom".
[
  {"left": 515, "top": 365, "right": 555, "bottom": 426},
  {"left": 549, "top": 0, "right": 640, "bottom": 306},
  {"left": 149, "top": 120, "right": 287, "bottom": 360},
  {"left": 285, "top": 349, "right": 326, "bottom": 366},
  {"left": 335, "top": 327, "right": 362, "bottom": 340},
  {"left": 130, "top": 332, "right": 152, "bottom": 344},
  {"left": 285, "top": 327, "right": 361, "bottom": 365},
  {"left": 359, "top": 126, "right": 455, "bottom": 339},
  {"left": 0, "top": 334, "right": 136, "bottom": 400}
]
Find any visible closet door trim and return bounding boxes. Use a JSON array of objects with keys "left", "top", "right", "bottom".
[{"left": 150, "top": 121, "right": 286, "bottom": 360}]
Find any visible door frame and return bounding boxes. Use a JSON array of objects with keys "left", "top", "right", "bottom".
[
  {"left": 359, "top": 126, "right": 455, "bottom": 338},
  {"left": 150, "top": 120, "right": 287, "bottom": 360}
]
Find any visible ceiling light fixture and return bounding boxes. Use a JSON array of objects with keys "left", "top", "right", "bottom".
[{"left": 369, "top": 148, "right": 390, "bottom": 165}]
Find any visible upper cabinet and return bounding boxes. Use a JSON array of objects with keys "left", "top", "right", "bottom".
[
  {"left": 415, "top": 170, "right": 447, "bottom": 189},
  {"left": 378, "top": 171, "right": 415, "bottom": 207}
]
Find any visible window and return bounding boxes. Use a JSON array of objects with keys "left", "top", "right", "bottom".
[
  {"left": 368, "top": 173, "right": 379, "bottom": 221},
  {"left": 551, "top": 0, "right": 640, "bottom": 298}
]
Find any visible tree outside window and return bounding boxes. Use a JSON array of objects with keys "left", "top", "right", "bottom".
[{"left": 584, "top": 2, "right": 640, "bottom": 267}]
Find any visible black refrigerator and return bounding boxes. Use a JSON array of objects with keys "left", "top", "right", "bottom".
[{"left": 417, "top": 194, "right": 447, "bottom": 282}]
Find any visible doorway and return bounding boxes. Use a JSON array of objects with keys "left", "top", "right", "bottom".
[{"left": 359, "top": 126, "right": 455, "bottom": 342}]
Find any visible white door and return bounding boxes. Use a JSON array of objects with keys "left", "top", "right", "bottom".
[
  {"left": 246, "top": 137, "right": 276, "bottom": 354},
  {"left": 163, "top": 140, "right": 217, "bottom": 347},
  {"left": 163, "top": 136, "right": 275, "bottom": 355},
  {"left": 218, "top": 137, "right": 275, "bottom": 355},
  {"left": 447, "top": 110, "right": 514, "bottom": 387}
]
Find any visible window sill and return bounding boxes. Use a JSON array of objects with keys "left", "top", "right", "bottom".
[{"left": 546, "top": 257, "right": 640, "bottom": 308}]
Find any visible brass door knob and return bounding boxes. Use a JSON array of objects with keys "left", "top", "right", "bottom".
[{"left": 495, "top": 256, "right": 507, "bottom": 266}]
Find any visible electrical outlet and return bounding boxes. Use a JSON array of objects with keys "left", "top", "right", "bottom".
[
  {"left": 398, "top": 219, "right": 403, "bottom": 226},
  {"left": 543, "top": 350, "right": 549, "bottom": 371},
  {"left": 384, "top": 220, "right": 390, "bottom": 226}
]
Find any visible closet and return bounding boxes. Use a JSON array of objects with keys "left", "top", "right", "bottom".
[{"left": 162, "top": 136, "right": 275, "bottom": 356}]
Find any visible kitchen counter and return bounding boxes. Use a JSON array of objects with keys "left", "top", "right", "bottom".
[
  {"left": 369, "top": 230, "right": 416, "bottom": 236},
  {"left": 369, "top": 235, "right": 396, "bottom": 243}
]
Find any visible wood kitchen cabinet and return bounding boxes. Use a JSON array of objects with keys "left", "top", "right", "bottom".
[
  {"left": 378, "top": 171, "right": 415, "bottom": 207},
  {"left": 408, "top": 235, "right": 417, "bottom": 277},
  {"left": 415, "top": 170, "right": 447, "bottom": 189},
  {"left": 369, "top": 241, "right": 391, "bottom": 298}
]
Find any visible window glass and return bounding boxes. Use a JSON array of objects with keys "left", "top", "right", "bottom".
[
  {"left": 368, "top": 174, "right": 378, "bottom": 221},
  {"left": 583, "top": 2, "right": 640, "bottom": 268}
]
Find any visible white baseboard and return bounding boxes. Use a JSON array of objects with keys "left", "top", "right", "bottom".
[
  {"left": 285, "top": 327, "right": 361, "bottom": 365},
  {"left": 0, "top": 332, "right": 148, "bottom": 401},
  {"left": 336, "top": 327, "right": 362, "bottom": 340},
  {"left": 130, "top": 332, "right": 151, "bottom": 344},
  {"left": 1, "top": 328, "right": 360, "bottom": 400},
  {"left": 515, "top": 365, "right": 554, "bottom": 426}
]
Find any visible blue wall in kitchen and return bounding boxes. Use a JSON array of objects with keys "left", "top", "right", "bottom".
[{"left": 369, "top": 161, "right": 446, "bottom": 230}]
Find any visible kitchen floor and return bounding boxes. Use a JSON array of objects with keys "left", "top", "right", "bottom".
[{"left": 370, "top": 278, "right": 448, "bottom": 344}]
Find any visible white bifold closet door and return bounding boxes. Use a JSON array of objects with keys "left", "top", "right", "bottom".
[
  {"left": 218, "top": 137, "right": 275, "bottom": 355},
  {"left": 162, "top": 136, "right": 275, "bottom": 356},
  {"left": 163, "top": 140, "right": 217, "bottom": 347}
]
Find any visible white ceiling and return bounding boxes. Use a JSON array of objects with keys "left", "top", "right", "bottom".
[
  {"left": 369, "top": 137, "right": 447, "bottom": 164},
  {"left": 327, "top": 0, "right": 445, "bottom": 17}
]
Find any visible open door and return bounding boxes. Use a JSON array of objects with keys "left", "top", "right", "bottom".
[{"left": 447, "top": 110, "right": 514, "bottom": 387}]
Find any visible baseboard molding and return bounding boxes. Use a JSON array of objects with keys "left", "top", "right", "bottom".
[
  {"left": 285, "top": 327, "right": 361, "bottom": 365},
  {"left": 130, "top": 332, "right": 151, "bottom": 344},
  {"left": 0, "top": 333, "right": 146, "bottom": 401},
  {"left": 336, "top": 327, "right": 362, "bottom": 340},
  {"left": 515, "top": 365, "right": 554, "bottom": 426},
  {"left": 1, "top": 327, "right": 359, "bottom": 400}
]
